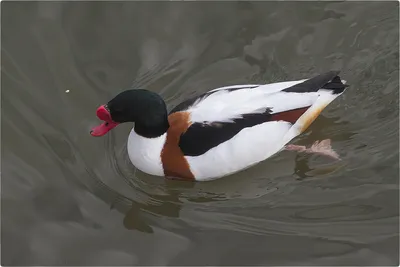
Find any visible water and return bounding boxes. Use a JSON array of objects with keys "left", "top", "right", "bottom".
[{"left": 2, "top": 1, "right": 399, "bottom": 265}]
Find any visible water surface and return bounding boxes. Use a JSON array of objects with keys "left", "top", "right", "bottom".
[{"left": 2, "top": 1, "right": 399, "bottom": 265}]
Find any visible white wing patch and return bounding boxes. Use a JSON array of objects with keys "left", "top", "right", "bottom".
[{"left": 187, "top": 79, "right": 317, "bottom": 123}]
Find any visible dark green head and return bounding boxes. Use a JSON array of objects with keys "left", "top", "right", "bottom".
[{"left": 90, "top": 89, "right": 169, "bottom": 138}]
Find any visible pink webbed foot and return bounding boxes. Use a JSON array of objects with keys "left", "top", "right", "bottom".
[{"left": 285, "top": 139, "right": 340, "bottom": 160}]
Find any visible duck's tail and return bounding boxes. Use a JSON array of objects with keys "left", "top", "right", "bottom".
[
  {"left": 283, "top": 70, "right": 348, "bottom": 95},
  {"left": 321, "top": 74, "right": 349, "bottom": 95},
  {"left": 281, "top": 72, "right": 349, "bottom": 145}
]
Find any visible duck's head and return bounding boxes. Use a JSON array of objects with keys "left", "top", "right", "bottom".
[{"left": 90, "top": 89, "right": 169, "bottom": 138}]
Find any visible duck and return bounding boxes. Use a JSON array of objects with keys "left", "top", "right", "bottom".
[{"left": 90, "top": 70, "right": 348, "bottom": 181}]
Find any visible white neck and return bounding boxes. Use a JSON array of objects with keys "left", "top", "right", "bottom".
[{"left": 127, "top": 128, "right": 166, "bottom": 177}]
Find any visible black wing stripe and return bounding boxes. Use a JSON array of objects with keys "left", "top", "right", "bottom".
[{"left": 179, "top": 110, "right": 272, "bottom": 156}]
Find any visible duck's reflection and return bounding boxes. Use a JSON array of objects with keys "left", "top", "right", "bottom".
[
  {"left": 123, "top": 204, "right": 154, "bottom": 233},
  {"left": 293, "top": 154, "right": 313, "bottom": 180},
  {"left": 122, "top": 179, "right": 186, "bottom": 233}
]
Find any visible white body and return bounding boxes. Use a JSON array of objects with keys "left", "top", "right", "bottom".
[
  {"left": 127, "top": 130, "right": 165, "bottom": 176},
  {"left": 128, "top": 79, "right": 345, "bottom": 181}
]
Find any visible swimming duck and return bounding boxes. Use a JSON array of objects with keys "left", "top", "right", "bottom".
[{"left": 90, "top": 71, "right": 348, "bottom": 181}]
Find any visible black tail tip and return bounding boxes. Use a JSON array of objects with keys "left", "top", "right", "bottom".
[{"left": 324, "top": 75, "right": 349, "bottom": 94}]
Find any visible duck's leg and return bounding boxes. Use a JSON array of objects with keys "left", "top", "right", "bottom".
[
  {"left": 285, "top": 139, "right": 340, "bottom": 160},
  {"left": 285, "top": 144, "right": 307, "bottom": 152}
]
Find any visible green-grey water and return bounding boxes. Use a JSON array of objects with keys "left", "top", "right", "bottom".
[{"left": 2, "top": 1, "right": 399, "bottom": 265}]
